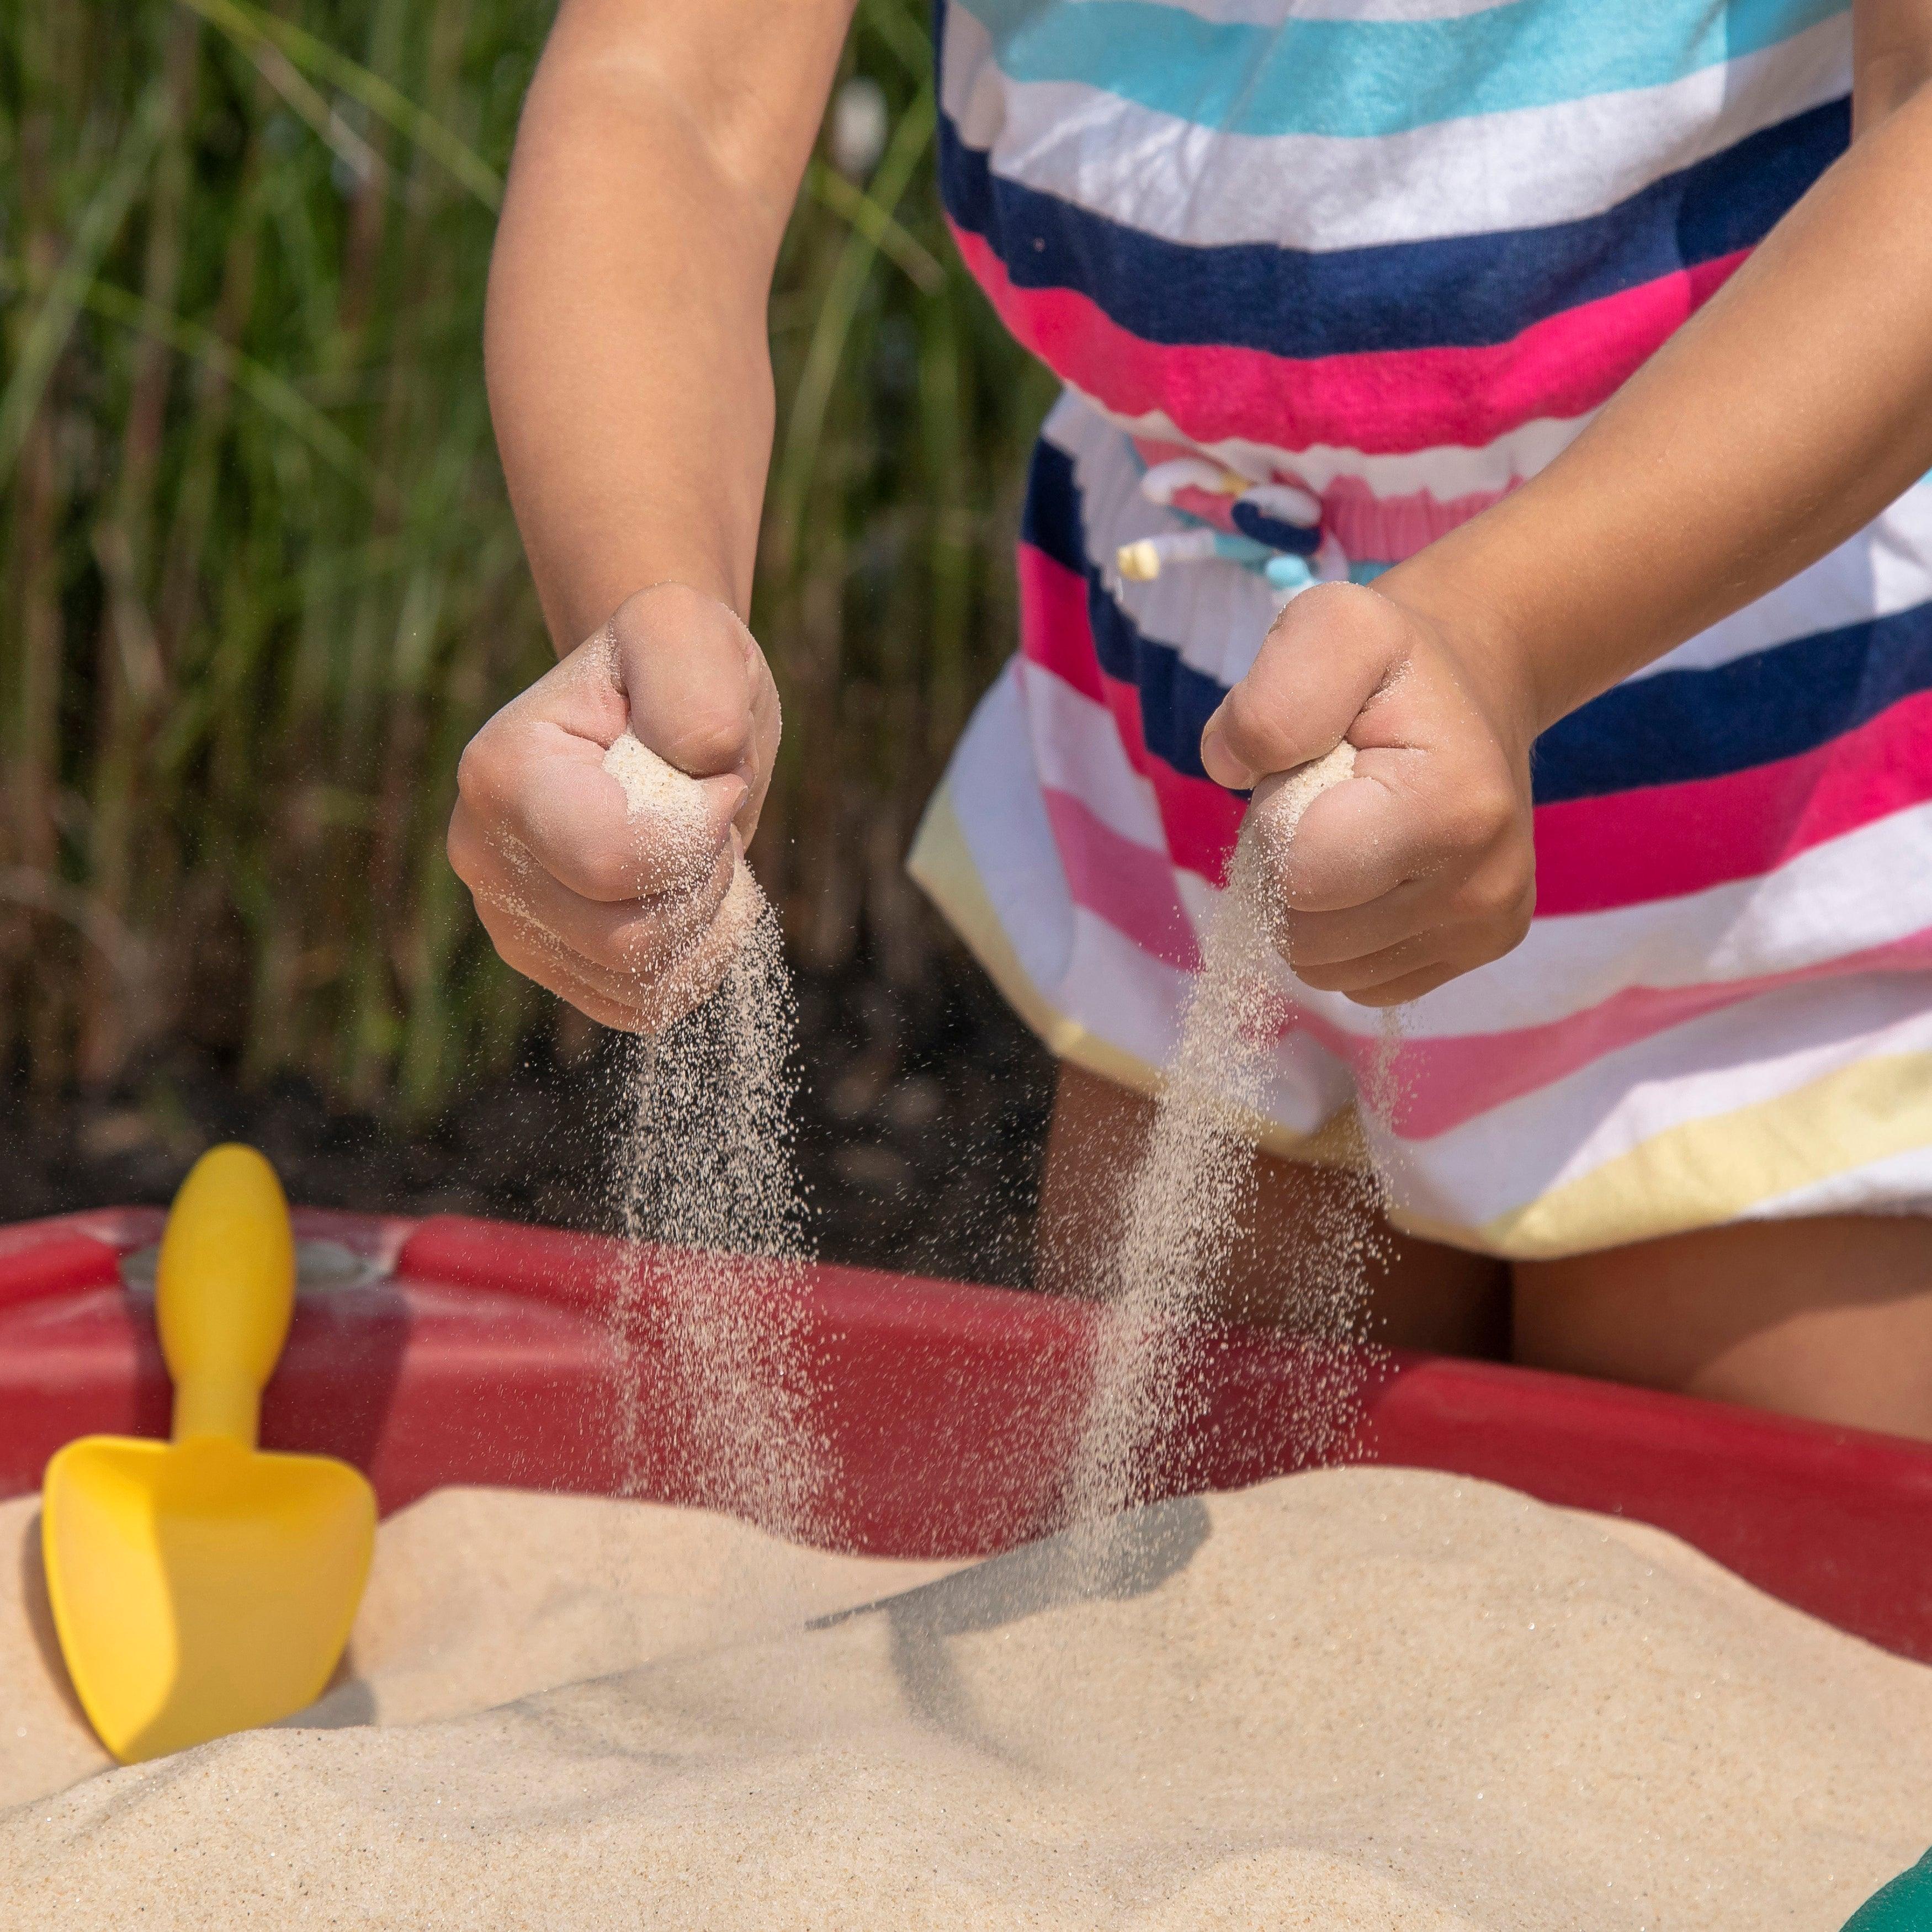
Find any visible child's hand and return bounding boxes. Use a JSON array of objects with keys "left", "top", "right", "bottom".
[
  {"left": 1199, "top": 582, "right": 1536, "bottom": 1007},
  {"left": 448, "top": 582, "right": 781, "bottom": 1033}
]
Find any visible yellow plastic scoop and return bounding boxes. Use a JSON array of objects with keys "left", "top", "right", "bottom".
[{"left": 40, "top": 1144, "right": 376, "bottom": 1763}]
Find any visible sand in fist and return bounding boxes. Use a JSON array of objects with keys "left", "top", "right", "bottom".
[
  {"left": 448, "top": 582, "right": 781, "bottom": 1033},
  {"left": 1201, "top": 582, "right": 1538, "bottom": 1009}
]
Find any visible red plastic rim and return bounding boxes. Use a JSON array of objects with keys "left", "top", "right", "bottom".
[{"left": 3, "top": 1207, "right": 1929, "bottom": 1663}]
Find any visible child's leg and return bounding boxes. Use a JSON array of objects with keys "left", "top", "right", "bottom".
[
  {"left": 1035, "top": 1063, "right": 1932, "bottom": 1436},
  {"left": 1034, "top": 1061, "right": 1510, "bottom": 1355},
  {"left": 1514, "top": 1217, "right": 1932, "bottom": 1441}
]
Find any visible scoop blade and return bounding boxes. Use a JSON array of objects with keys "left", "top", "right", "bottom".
[{"left": 41, "top": 1434, "right": 375, "bottom": 1763}]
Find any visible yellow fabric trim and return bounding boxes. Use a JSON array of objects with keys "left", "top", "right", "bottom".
[
  {"left": 1468, "top": 1048, "right": 1932, "bottom": 1260},
  {"left": 905, "top": 783, "right": 1363, "bottom": 1169}
]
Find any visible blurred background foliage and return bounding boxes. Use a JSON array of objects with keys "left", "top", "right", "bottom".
[{"left": 0, "top": 0, "right": 1057, "bottom": 1121}]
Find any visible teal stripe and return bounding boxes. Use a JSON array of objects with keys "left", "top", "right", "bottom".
[{"left": 951, "top": 0, "right": 1849, "bottom": 140}]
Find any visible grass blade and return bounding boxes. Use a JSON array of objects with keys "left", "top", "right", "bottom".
[
  {"left": 0, "top": 81, "right": 169, "bottom": 485},
  {"left": 771, "top": 86, "right": 936, "bottom": 569},
  {"left": 177, "top": 0, "right": 503, "bottom": 208}
]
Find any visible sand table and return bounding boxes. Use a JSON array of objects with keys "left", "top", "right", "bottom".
[{"left": 4, "top": 1467, "right": 1930, "bottom": 1928}]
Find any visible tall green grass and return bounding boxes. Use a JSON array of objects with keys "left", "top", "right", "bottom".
[{"left": 0, "top": 0, "right": 1054, "bottom": 1113}]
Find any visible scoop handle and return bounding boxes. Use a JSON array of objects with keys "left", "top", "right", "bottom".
[{"left": 156, "top": 1144, "right": 296, "bottom": 1448}]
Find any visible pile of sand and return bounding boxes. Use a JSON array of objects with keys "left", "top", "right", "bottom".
[{"left": 4, "top": 1467, "right": 1928, "bottom": 1928}]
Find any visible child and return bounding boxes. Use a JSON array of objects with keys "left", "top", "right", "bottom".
[{"left": 448, "top": 0, "right": 1932, "bottom": 1436}]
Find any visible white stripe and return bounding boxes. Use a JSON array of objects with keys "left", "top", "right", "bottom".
[
  {"left": 944, "top": 664, "right": 1079, "bottom": 1005},
  {"left": 1518, "top": 984, "right": 1932, "bottom": 1194},
  {"left": 1055, "top": 907, "right": 1188, "bottom": 1071},
  {"left": 1628, "top": 481, "right": 1932, "bottom": 680},
  {"left": 1062, "top": 386, "right": 1595, "bottom": 504},
  {"left": 946, "top": 6, "right": 1848, "bottom": 251},
  {"left": 1401, "top": 803, "right": 1932, "bottom": 1035},
  {"left": 1386, "top": 976, "right": 1932, "bottom": 1224},
  {"left": 1048, "top": 903, "right": 1354, "bottom": 1127},
  {"left": 1273, "top": 0, "right": 1521, "bottom": 17},
  {"left": 1017, "top": 656, "right": 1171, "bottom": 851}
]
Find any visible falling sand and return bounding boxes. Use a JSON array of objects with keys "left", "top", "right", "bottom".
[
  {"left": 6, "top": 1470, "right": 1932, "bottom": 1927},
  {"left": 600, "top": 731, "right": 819, "bottom": 1544},
  {"left": 1065, "top": 744, "right": 1379, "bottom": 1558}
]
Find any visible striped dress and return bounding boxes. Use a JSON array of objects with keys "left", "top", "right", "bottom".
[{"left": 906, "top": 0, "right": 1932, "bottom": 1260}]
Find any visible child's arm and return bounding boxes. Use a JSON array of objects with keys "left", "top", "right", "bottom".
[
  {"left": 448, "top": 0, "right": 852, "bottom": 1030},
  {"left": 1204, "top": 0, "right": 1932, "bottom": 1007}
]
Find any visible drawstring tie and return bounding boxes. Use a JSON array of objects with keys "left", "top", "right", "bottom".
[{"left": 1116, "top": 459, "right": 1345, "bottom": 602}]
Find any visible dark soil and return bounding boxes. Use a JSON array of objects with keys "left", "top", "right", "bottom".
[{"left": 0, "top": 949, "right": 1058, "bottom": 1290}]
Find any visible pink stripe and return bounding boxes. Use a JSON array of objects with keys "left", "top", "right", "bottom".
[
  {"left": 1535, "top": 693, "right": 1932, "bottom": 916},
  {"left": 1289, "top": 928, "right": 1932, "bottom": 1142},
  {"left": 1018, "top": 545, "right": 1244, "bottom": 880},
  {"left": 1015, "top": 544, "right": 1105, "bottom": 703},
  {"left": 954, "top": 222, "right": 1745, "bottom": 455},
  {"left": 1094, "top": 671, "right": 1245, "bottom": 880},
  {"left": 1128, "top": 432, "right": 1213, "bottom": 471},
  {"left": 1318, "top": 474, "right": 1509, "bottom": 564},
  {"left": 1167, "top": 484, "right": 1241, "bottom": 533},
  {"left": 1039, "top": 786, "right": 1201, "bottom": 973}
]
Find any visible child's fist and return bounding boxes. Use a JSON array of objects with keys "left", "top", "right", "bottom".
[
  {"left": 1199, "top": 582, "right": 1536, "bottom": 1007},
  {"left": 448, "top": 582, "right": 781, "bottom": 1033}
]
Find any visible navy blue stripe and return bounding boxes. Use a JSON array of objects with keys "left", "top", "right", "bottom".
[
  {"left": 942, "top": 98, "right": 1847, "bottom": 358},
  {"left": 1025, "top": 437, "right": 1932, "bottom": 802},
  {"left": 1021, "top": 437, "right": 1089, "bottom": 575},
  {"left": 1232, "top": 501, "right": 1321, "bottom": 554},
  {"left": 1089, "top": 590, "right": 1229, "bottom": 786},
  {"left": 1533, "top": 603, "right": 1932, "bottom": 801},
  {"left": 1024, "top": 441, "right": 1226, "bottom": 781}
]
